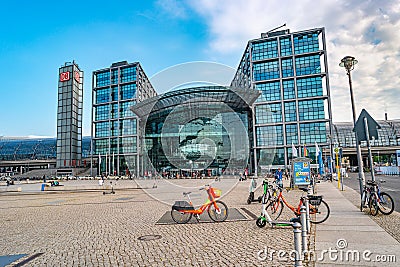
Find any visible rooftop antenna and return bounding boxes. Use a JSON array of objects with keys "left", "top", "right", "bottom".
[
  {"left": 267, "top": 23, "right": 287, "bottom": 33},
  {"left": 261, "top": 23, "right": 287, "bottom": 38}
]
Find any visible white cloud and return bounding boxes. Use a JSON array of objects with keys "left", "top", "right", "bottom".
[{"left": 183, "top": 0, "right": 400, "bottom": 122}]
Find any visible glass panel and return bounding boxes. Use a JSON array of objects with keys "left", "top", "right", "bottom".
[
  {"left": 298, "top": 99, "right": 325, "bottom": 121},
  {"left": 120, "top": 66, "right": 137, "bottom": 83},
  {"left": 300, "top": 122, "right": 327, "bottom": 143},
  {"left": 294, "top": 33, "right": 319, "bottom": 54},
  {"left": 252, "top": 40, "right": 278, "bottom": 60},
  {"left": 120, "top": 83, "right": 137, "bottom": 100},
  {"left": 95, "top": 88, "right": 109, "bottom": 104},
  {"left": 256, "top": 104, "right": 282, "bottom": 124},
  {"left": 96, "top": 71, "right": 110, "bottom": 87},
  {"left": 281, "top": 58, "right": 294, "bottom": 78},
  {"left": 253, "top": 61, "right": 280, "bottom": 81},
  {"left": 256, "top": 81, "right": 281, "bottom": 102},
  {"left": 295, "top": 55, "right": 321, "bottom": 76},
  {"left": 257, "top": 125, "right": 283, "bottom": 146},
  {"left": 280, "top": 37, "right": 292, "bottom": 56},
  {"left": 283, "top": 79, "right": 295, "bottom": 100},
  {"left": 285, "top": 124, "right": 298, "bottom": 144},
  {"left": 284, "top": 102, "right": 297, "bottom": 122},
  {"left": 297, "top": 77, "right": 323, "bottom": 98},
  {"left": 95, "top": 104, "right": 109, "bottom": 121}
]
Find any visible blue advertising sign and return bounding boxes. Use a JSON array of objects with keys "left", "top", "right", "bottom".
[{"left": 293, "top": 160, "right": 311, "bottom": 185}]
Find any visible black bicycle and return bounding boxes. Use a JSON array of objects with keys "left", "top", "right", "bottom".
[{"left": 361, "top": 180, "right": 394, "bottom": 216}]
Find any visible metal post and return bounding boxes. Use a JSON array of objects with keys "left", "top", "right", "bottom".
[
  {"left": 304, "top": 197, "right": 310, "bottom": 234},
  {"left": 347, "top": 69, "right": 365, "bottom": 195},
  {"left": 293, "top": 222, "right": 303, "bottom": 267},
  {"left": 300, "top": 205, "right": 308, "bottom": 253},
  {"left": 364, "top": 118, "right": 376, "bottom": 182}
]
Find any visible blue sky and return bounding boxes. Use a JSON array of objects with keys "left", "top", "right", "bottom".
[{"left": 1, "top": 0, "right": 399, "bottom": 137}]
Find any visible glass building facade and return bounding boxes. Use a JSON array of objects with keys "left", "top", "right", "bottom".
[
  {"left": 131, "top": 86, "right": 260, "bottom": 177},
  {"left": 56, "top": 61, "right": 83, "bottom": 168},
  {"left": 232, "top": 28, "right": 332, "bottom": 174},
  {"left": 91, "top": 61, "right": 156, "bottom": 176}
]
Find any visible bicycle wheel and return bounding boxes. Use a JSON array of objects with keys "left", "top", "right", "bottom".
[
  {"left": 378, "top": 192, "right": 394, "bottom": 215},
  {"left": 309, "top": 199, "right": 330, "bottom": 224},
  {"left": 368, "top": 194, "right": 379, "bottom": 216},
  {"left": 208, "top": 200, "right": 228, "bottom": 222},
  {"left": 265, "top": 199, "right": 284, "bottom": 221},
  {"left": 171, "top": 210, "right": 192, "bottom": 224}
]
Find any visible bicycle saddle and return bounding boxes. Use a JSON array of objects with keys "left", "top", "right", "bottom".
[
  {"left": 366, "top": 180, "right": 377, "bottom": 186},
  {"left": 183, "top": 192, "right": 192, "bottom": 196}
]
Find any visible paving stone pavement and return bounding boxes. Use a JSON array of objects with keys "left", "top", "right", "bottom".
[{"left": 0, "top": 178, "right": 306, "bottom": 266}]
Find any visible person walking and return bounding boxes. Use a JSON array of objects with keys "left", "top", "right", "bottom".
[{"left": 275, "top": 168, "right": 283, "bottom": 188}]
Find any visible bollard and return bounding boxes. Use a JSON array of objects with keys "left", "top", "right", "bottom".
[
  {"left": 304, "top": 197, "right": 311, "bottom": 234},
  {"left": 300, "top": 205, "right": 308, "bottom": 253},
  {"left": 292, "top": 222, "right": 303, "bottom": 267}
]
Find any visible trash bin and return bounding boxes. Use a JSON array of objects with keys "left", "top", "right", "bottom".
[{"left": 41, "top": 183, "right": 46, "bottom": 191}]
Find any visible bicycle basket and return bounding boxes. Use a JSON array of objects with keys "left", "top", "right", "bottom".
[
  {"left": 211, "top": 188, "right": 222, "bottom": 198},
  {"left": 308, "top": 195, "right": 323, "bottom": 206},
  {"left": 172, "top": 201, "right": 194, "bottom": 211}
]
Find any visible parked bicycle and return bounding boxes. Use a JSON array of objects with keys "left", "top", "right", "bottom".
[
  {"left": 361, "top": 180, "right": 394, "bottom": 216},
  {"left": 264, "top": 186, "right": 330, "bottom": 224},
  {"left": 171, "top": 184, "right": 228, "bottom": 224}
]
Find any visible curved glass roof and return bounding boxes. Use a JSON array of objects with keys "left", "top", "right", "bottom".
[
  {"left": 333, "top": 120, "right": 400, "bottom": 147},
  {"left": 0, "top": 137, "right": 91, "bottom": 161},
  {"left": 131, "top": 86, "right": 261, "bottom": 118}
]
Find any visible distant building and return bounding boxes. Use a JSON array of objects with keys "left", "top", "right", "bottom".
[
  {"left": 56, "top": 61, "right": 83, "bottom": 171},
  {"left": 91, "top": 61, "right": 156, "bottom": 176}
]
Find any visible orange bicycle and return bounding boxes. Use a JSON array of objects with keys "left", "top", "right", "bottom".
[
  {"left": 171, "top": 184, "right": 228, "bottom": 224},
  {"left": 266, "top": 187, "right": 330, "bottom": 224}
]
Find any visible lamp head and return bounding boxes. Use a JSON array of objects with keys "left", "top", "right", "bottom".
[{"left": 339, "top": 56, "right": 358, "bottom": 71}]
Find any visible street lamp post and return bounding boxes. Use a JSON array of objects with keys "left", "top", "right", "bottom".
[{"left": 339, "top": 56, "right": 365, "bottom": 195}]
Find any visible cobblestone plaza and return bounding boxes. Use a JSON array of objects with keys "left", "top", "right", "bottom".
[{"left": 0, "top": 179, "right": 301, "bottom": 266}]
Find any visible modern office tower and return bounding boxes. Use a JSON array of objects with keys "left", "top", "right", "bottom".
[
  {"left": 91, "top": 61, "right": 156, "bottom": 177},
  {"left": 56, "top": 61, "right": 83, "bottom": 171},
  {"left": 232, "top": 27, "right": 332, "bottom": 174}
]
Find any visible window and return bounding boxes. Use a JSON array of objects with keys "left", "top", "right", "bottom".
[
  {"left": 111, "top": 86, "right": 118, "bottom": 101},
  {"left": 256, "top": 81, "right": 281, "bottom": 102},
  {"left": 120, "top": 83, "right": 136, "bottom": 100},
  {"left": 297, "top": 77, "right": 323, "bottom": 98},
  {"left": 298, "top": 99, "right": 325, "bottom": 121},
  {"left": 294, "top": 33, "right": 319, "bottom": 54},
  {"left": 120, "top": 66, "right": 136, "bottom": 83},
  {"left": 280, "top": 37, "right": 292, "bottom": 56},
  {"left": 95, "top": 88, "right": 109, "bottom": 104},
  {"left": 295, "top": 55, "right": 321, "bottom": 76},
  {"left": 111, "top": 120, "right": 119, "bottom": 136},
  {"left": 111, "top": 103, "right": 118, "bottom": 119},
  {"left": 281, "top": 58, "right": 294, "bottom": 78},
  {"left": 300, "top": 122, "right": 327, "bottom": 143},
  {"left": 284, "top": 102, "right": 297, "bottom": 122},
  {"left": 95, "top": 122, "right": 109, "bottom": 138},
  {"left": 283, "top": 79, "right": 295, "bottom": 99},
  {"left": 120, "top": 101, "right": 136, "bottom": 118},
  {"left": 96, "top": 71, "right": 110, "bottom": 87},
  {"left": 256, "top": 104, "right": 282, "bottom": 124},
  {"left": 111, "top": 69, "right": 118, "bottom": 84},
  {"left": 95, "top": 105, "right": 109, "bottom": 121},
  {"left": 252, "top": 40, "right": 278, "bottom": 60},
  {"left": 253, "top": 61, "right": 280, "bottom": 81},
  {"left": 120, "top": 119, "right": 137, "bottom": 135},
  {"left": 119, "top": 137, "right": 137, "bottom": 153},
  {"left": 94, "top": 139, "right": 109, "bottom": 154},
  {"left": 286, "top": 124, "right": 298, "bottom": 144},
  {"left": 256, "top": 125, "right": 284, "bottom": 146}
]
